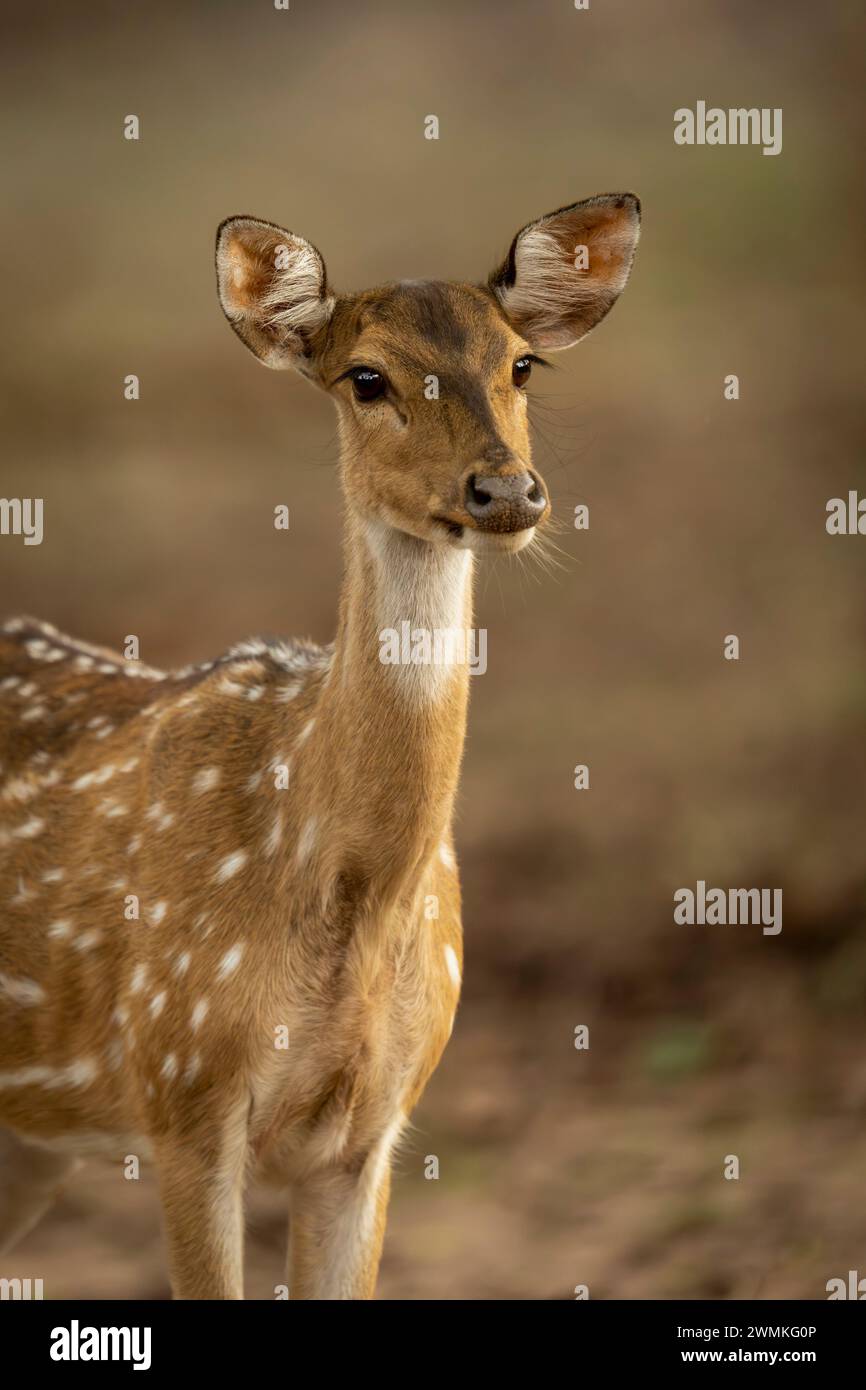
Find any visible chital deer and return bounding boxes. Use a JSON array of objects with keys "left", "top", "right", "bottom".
[{"left": 0, "top": 194, "right": 639, "bottom": 1299}]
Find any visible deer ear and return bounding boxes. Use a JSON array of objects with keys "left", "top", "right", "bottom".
[
  {"left": 489, "top": 194, "right": 640, "bottom": 350},
  {"left": 215, "top": 216, "right": 334, "bottom": 370}
]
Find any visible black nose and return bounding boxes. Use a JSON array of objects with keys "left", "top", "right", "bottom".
[{"left": 463, "top": 471, "right": 547, "bottom": 533}]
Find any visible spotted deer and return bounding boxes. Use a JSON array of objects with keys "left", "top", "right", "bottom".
[{"left": 0, "top": 194, "right": 640, "bottom": 1299}]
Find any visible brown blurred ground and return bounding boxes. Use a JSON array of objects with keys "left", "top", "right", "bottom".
[{"left": 1, "top": 0, "right": 865, "bottom": 1298}]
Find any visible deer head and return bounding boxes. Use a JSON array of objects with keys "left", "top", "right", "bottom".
[{"left": 215, "top": 194, "right": 640, "bottom": 554}]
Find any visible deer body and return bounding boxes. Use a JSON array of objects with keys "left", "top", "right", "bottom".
[{"left": 0, "top": 194, "right": 638, "bottom": 1297}]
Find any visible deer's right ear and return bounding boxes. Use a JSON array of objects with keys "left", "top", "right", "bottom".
[{"left": 215, "top": 216, "right": 334, "bottom": 370}]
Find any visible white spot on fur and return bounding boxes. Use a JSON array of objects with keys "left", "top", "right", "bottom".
[
  {"left": 0, "top": 1059, "right": 98, "bottom": 1091},
  {"left": 25, "top": 639, "right": 64, "bottom": 661},
  {"left": 150, "top": 992, "right": 166, "bottom": 1019},
  {"left": 1, "top": 775, "right": 38, "bottom": 804},
  {"left": 276, "top": 681, "right": 303, "bottom": 703},
  {"left": 296, "top": 815, "right": 318, "bottom": 866},
  {"left": 192, "top": 766, "right": 221, "bottom": 793},
  {"left": 0, "top": 971, "right": 45, "bottom": 1005},
  {"left": 11, "top": 877, "right": 34, "bottom": 904},
  {"left": 72, "top": 764, "right": 115, "bottom": 791},
  {"left": 214, "top": 850, "right": 247, "bottom": 883},
  {"left": 150, "top": 901, "right": 168, "bottom": 926},
  {"left": 216, "top": 944, "right": 244, "bottom": 980},
  {"left": 13, "top": 817, "right": 44, "bottom": 839},
  {"left": 191, "top": 999, "right": 209, "bottom": 1031},
  {"left": 218, "top": 676, "right": 247, "bottom": 696},
  {"left": 20, "top": 705, "right": 48, "bottom": 722},
  {"left": 443, "top": 943, "right": 461, "bottom": 988},
  {"left": 130, "top": 964, "right": 148, "bottom": 994},
  {"left": 47, "top": 919, "right": 72, "bottom": 940},
  {"left": 439, "top": 841, "right": 456, "bottom": 870},
  {"left": 264, "top": 811, "right": 283, "bottom": 857},
  {"left": 73, "top": 929, "right": 102, "bottom": 953}
]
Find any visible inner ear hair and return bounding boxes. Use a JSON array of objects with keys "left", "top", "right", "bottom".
[
  {"left": 215, "top": 215, "right": 334, "bottom": 370},
  {"left": 489, "top": 193, "right": 641, "bottom": 350}
]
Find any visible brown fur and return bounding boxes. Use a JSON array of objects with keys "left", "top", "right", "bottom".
[{"left": 0, "top": 194, "right": 639, "bottom": 1298}]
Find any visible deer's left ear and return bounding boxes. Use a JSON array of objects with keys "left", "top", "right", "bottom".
[
  {"left": 215, "top": 216, "right": 334, "bottom": 370},
  {"left": 488, "top": 193, "right": 640, "bottom": 350}
]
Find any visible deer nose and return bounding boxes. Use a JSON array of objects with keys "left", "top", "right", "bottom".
[{"left": 463, "top": 470, "right": 547, "bottom": 533}]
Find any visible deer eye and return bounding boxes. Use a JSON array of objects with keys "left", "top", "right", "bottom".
[
  {"left": 512, "top": 357, "right": 532, "bottom": 388},
  {"left": 350, "top": 367, "right": 387, "bottom": 402}
]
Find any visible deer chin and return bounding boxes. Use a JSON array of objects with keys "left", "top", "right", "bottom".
[
  {"left": 429, "top": 514, "right": 540, "bottom": 554},
  {"left": 456, "top": 525, "right": 538, "bottom": 554}
]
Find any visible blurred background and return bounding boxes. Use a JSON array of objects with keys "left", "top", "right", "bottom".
[{"left": 2, "top": 0, "right": 865, "bottom": 1299}]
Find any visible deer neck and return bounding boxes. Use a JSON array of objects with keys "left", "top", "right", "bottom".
[{"left": 312, "top": 510, "right": 474, "bottom": 902}]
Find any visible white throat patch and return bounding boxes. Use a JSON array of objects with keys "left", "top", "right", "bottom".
[{"left": 363, "top": 520, "right": 473, "bottom": 702}]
